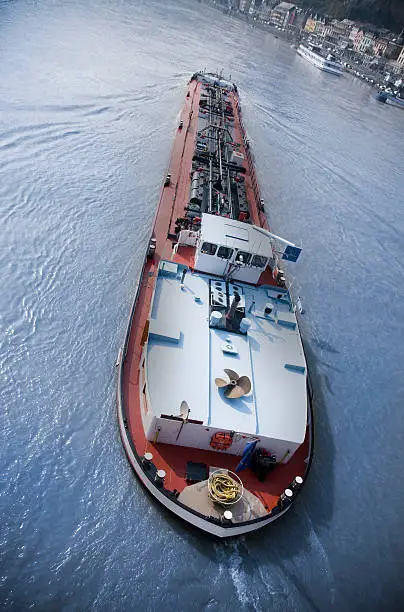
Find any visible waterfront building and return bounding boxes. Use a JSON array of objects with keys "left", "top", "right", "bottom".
[
  {"left": 304, "top": 16, "right": 317, "bottom": 33},
  {"left": 398, "top": 46, "right": 404, "bottom": 67},
  {"left": 256, "top": 0, "right": 276, "bottom": 21},
  {"left": 269, "top": 2, "right": 296, "bottom": 29},
  {"left": 358, "top": 31, "right": 375, "bottom": 54}
]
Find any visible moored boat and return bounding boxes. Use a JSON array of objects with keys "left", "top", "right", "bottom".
[
  {"left": 117, "top": 71, "right": 313, "bottom": 537},
  {"left": 297, "top": 43, "right": 344, "bottom": 76},
  {"left": 376, "top": 91, "right": 404, "bottom": 109}
]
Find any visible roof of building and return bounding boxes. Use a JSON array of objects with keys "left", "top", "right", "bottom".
[
  {"left": 146, "top": 262, "right": 308, "bottom": 447},
  {"left": 273, "top": 2, "right": 296, "bottom": 12},
  {"left": 199, "top": 213, "right": 273, "bottom": 260}
]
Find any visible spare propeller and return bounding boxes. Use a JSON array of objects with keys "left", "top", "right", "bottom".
[
  {"left": 215, "top": 368, "right": 251, "bottom": 399},
  {"left": 176, "top": 401, "right": 190, "bottom": 441},
  {"left": 179, "top": 400, "right": 190, "bottom": 420}
]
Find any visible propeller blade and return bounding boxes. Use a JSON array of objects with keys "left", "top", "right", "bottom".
[
  {"left": 215, "top": 377, "right": 229, "bottom": 388},
  {"left": 237, "top": 376, "right": 251, "bottom": 395},
  {"left": 179, "top": 400, "right": 190, "bottom": 420},
  {"left": 224, "top": 368, "right": 239, "bottom": 383},
  {"left": 225, "top": 384, "right": 245, "bottom": 399}
]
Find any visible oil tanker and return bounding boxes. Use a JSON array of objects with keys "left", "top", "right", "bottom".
[{"left": 116, "top": 71, "right": 313, "bottom": 537}]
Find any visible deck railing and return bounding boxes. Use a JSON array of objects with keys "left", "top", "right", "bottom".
[{"left": 235, "top": 96, "right": 267, "bottom": 228}]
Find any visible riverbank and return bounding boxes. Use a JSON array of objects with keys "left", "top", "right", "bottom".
[
  {"left": 201, "top": 1, "right": 297, "bottom": 42},
  {"left": 205, "top": 1, "right": 396, "bottom": 94}
]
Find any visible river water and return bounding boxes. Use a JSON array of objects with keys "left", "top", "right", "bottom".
[{"left": 1, "top": 1, "right": 403, "bottom": 610}]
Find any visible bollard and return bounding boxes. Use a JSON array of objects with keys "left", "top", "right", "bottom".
[
  {"left": 290, "top": 476, "right": 303, "bottom": 491},
  {"left": 142, "top": 453, "right": 153, "bottom": 469},
  {"left": 279, "top": 488, "right": 293, "bottom": 508},
  {"left": 155, "top": 469, "right": 166, "bottom": 487},
  {"left": 223, "top": 510, "right": 233, "bottom": 523}
]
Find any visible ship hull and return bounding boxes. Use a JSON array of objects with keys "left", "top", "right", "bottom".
[{"left": 118, "top": 73, "right": 314, "bottom": 536}]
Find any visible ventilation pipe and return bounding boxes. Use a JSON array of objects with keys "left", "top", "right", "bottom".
[
  {"left": 240, "top": 318, "right": 251, "bottom": 334},
  {"left": 226, "top": 292, "right": 240, "bottom": 325},
  {"left": 210, "top": 311, "right": 222, "bottom": 327}
]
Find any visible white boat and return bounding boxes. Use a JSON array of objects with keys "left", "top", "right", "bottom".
[
  {"left": 376, "top": 91, "right": 404, "bottom": 109},
  {"left": 297, "top": 44, "right": 344, "bottom": 76}
]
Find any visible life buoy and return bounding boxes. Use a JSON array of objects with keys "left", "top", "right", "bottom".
[{"left": 210, "top": 432, "right": 233, "bottom": 451}]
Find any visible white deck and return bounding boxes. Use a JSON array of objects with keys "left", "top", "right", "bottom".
[
  {"left": 146, "top": 263, "right": 307, "bottom": 449},
  {"left": 209, "top": 328, "right": 257, "bottom": 432}
]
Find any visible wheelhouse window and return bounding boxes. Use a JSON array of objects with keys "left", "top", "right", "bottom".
[
  {"left": 217, "top": 246, "right": 233, "bottom": 260},
  {"left": 251, "top": 254, "right": 267, "bottom": 268},
  {"left": 235, "top": 250, "right": 251, "bottom": 264},
  {"left": 201, "top": 242, "right": 217, "bottom": 255}
]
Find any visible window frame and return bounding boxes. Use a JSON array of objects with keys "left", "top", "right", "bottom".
[
  {"left": 201, "top": 241, "right": 217, "bottom": 256},
  {"left": 235, "top": 250, "right": 252, "bottom": 265},
  {"left": 217, "top": 246, "right": 234, "bottom": 260},
  {"left": 251, "top": 254, "right": 268, "bottom": 268}
]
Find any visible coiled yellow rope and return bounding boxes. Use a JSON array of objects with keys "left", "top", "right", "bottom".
[{"left": 209, "top": 473, "right": 241, "bottom": 504}]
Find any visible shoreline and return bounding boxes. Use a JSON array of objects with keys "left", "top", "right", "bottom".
[{"left": 203, "top": 1, "right": 395, "bottom": 95}]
